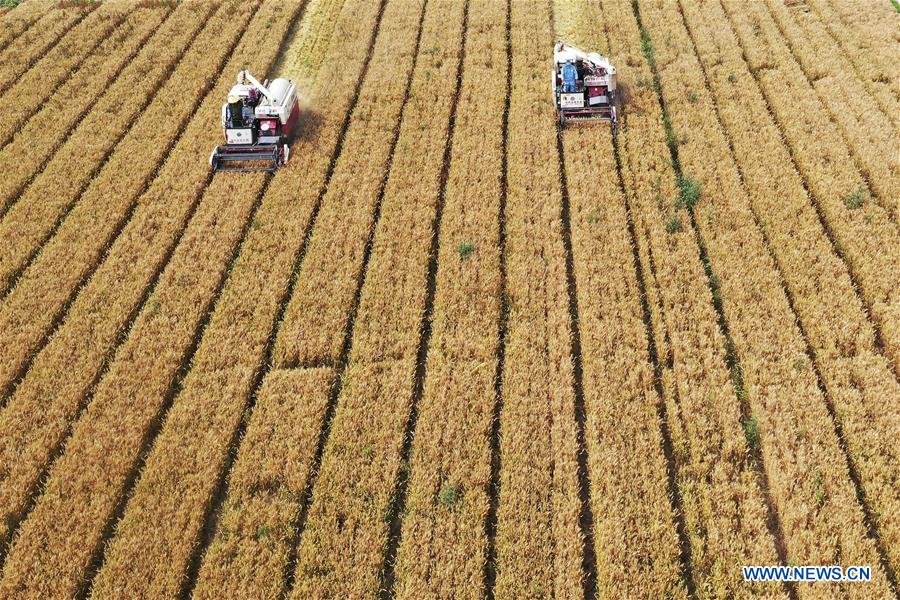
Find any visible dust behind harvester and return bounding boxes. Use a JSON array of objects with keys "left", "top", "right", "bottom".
[
  {"left": 552, "top": 41, "right": 618, "bottom": 130},
  {"left": 210, "top": 70, "right": 300, "bottom": 173}
]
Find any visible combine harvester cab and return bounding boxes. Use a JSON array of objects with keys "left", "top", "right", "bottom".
[
  {"left": 210, "top": 70, "right": 299, "bottom": 173},
  {"left": 552, "top": 41, "right": 618, "bottom": 131}
]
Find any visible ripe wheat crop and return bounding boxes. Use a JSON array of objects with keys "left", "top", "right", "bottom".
[
  {"left": 0, "top": 1, "right": 897, "bottom": 597},
  {"left": 391, "top": 0, "right": 506, "bottom": 595},
  {"left": 0, "top": 2, "right": 130, "bottom": 149},
  {"left": 0, "top": 7, "right": 86, "bottom": 90},
  {"left": 0, "top": 1, "right": 214, "bottom": 291},
  {"left": 719, "top": 0, "right": 900, "bottom": 376},
  {"left": 291, "top": 0, "right": 470, "bottom": 595},
  {"left": 641, "top": 0, "right": 897, "bottom": 591},
  {"left": 0, "top": 5, "right": 168, "bottom": 217}
]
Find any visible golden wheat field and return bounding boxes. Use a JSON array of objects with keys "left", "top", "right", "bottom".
[{"left": 0, "top": 0, "right": 897, "bottom": 598}]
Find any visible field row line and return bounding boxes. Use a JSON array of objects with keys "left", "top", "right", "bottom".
[
  {"left": 0, "top": 0, "right": 53, "bottom": 52},
  {"left": 716, "top": 0, "right": 900, "bottom": 377},
  {"left": 0, "top": 4, "right": 175, "bottom": 223},
  {"left": 759, "top": 0, "right": 898, "bottom": 223},
  {"left": 637, "top": 0, "right": 899, "bottom": 594},
  {"left": 0, "top": 4, "right": 88, "bottom": 93},
  {"left": 380, "top": 3, "right": 470, "bottom": 595},
  {"left": 484, "top": 1, "right": 592, "bottom": 596},
  {"left": 0, "top": 2, "right": 135, "bottom": 153},
  {"left": 675, "top": 0, "right": 900, "bottom": 586},
  {"left": 484, "top": 1, "right": 511, "bottom": 595},
  {"left": 549, "top": 5, "right": 600, "bottom": 591},
  {"left": 0, "top": 0, "right": 218, "bottom": 394},
  {"left": 0, "top": 0, "right": 238, "bottom": 557},
  {"left": 283, "top": 0, "right": 472, "bottom": 595},
  {"left": 198, "top": 0, "right": 429, "bottom": 597},
  {"left": 553, "top": 1, "right": 695, "bottom": 596},
  {"left": 78, "top": 0, "right": 398, "bottom": 595},
  {"left": 809, "top": 0, "right": 900, "bottom": 109},
  {"left": 0, "top": 3, "right": 308, "bottom": 597},
  {"left": 597, "top": 0, "right": 793, "bottom": 596}
]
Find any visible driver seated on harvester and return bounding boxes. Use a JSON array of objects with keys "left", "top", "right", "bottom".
[{"left": 225, "top": 94, "right": 256, "bottom": 128}]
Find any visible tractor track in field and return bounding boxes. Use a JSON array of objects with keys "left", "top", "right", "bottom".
[
  {"left": 611, "top": 122, "right": 698, "bottom": 599},
  {"left": 0, "top": 0, "right": 261, "bottom": 577},
  {"left": 76, "top": 171, "right": 275, "bottom": 600},
  {"left": 483, "top": 0, "right": 512, "bottom": 597},
  {"left": 671, "top": 0, "right": 898, "bottom": 590},
  {"left": 0, "top": 5, "right": 217, "bottom": 405},
  {"left": 630, "top": 2, "right": 798, "bottom": 596},
  {"left": 554, "top": 118, "right": 599, "bottom": 600},
  {"left": 166, "top": 0, "right": 399, "bottom": 596},
  {"left": 379, "top": 3, "right": 469, "bottom": 597},
  {"left": 0, "top": 5, "right": 235, "bottom": 409},
  {"left": 0, "top": 8, "right": 176, "bottom": 222},
  {"left": 710, "top": 0, "right": 898, "bottom": 379},
  {"left": 547, "top": 3, "right": 598, "bottom": 597}
]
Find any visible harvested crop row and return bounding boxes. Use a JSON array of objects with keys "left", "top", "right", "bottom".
[
  {"left": 0, "top": 6, "right": 312, "bottom": 594},
  {"left": 651, "top": 0, "right": 900, "bottom": 580},
  {"left": 0, "top": 5, "right": 171, "bottom": 218},
  {"left": 191, "top": 368, "right": 335, "bottom": 600},
  {"left": 598, "top": 0, "right": 785, "bottom": 596},
  {"left": 287, "top": 0, "right": 470, "bottom": 595},
  {"left": 478, "top": 1, "right": 585, "bottom": 596},
  {"left": 549, "top": 2, "right": 690, "bottom": 596},
  {"left": 0, "top": 0, "right": 266, "bottom": 559},
  {"left": 286, "top": 0, "right": 345, "bottom": 91},
  {"left": 388, "top": 0, "right": 505, "bottom": 595},
  {"left": 0, "top": 7, "right": 86, "bottom": 91},
  {"left": 808, "top": 0, "right": 900, "bottom": 105},
  {"left": 717, "top": 0, "right": 900, "bottom": 378},
  {"left": 78, "top": 0, "right": 396, "bottom": 596},
  {"left": 757, "top": 0, "right": 898, "bottom": 224},
  {"left": 0, "top": 0, "right": 255, "bottom": 404},
  {"left": 0, "top": 3, "right": 131, "bottom": 152},
  {"left": 0, "top": 1, "right": 217, "bottom": 297},
  {"left": 640, "top": 0, "right": 899, "bottom": 592},
  {"left": 271, "top": 0, "right": 435, "bottom": 369}
]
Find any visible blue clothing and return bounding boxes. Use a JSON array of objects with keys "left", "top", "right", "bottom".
[{"left": 562, "top": 61, "right": 578, "bottom": 93}]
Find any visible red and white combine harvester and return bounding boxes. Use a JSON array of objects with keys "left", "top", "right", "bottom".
[
  {"left": 552, "top": 41, "right": 618, "bottom": 130},
  {"left": 210, "top": 70, "right": 299, "bottom": 172}
]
